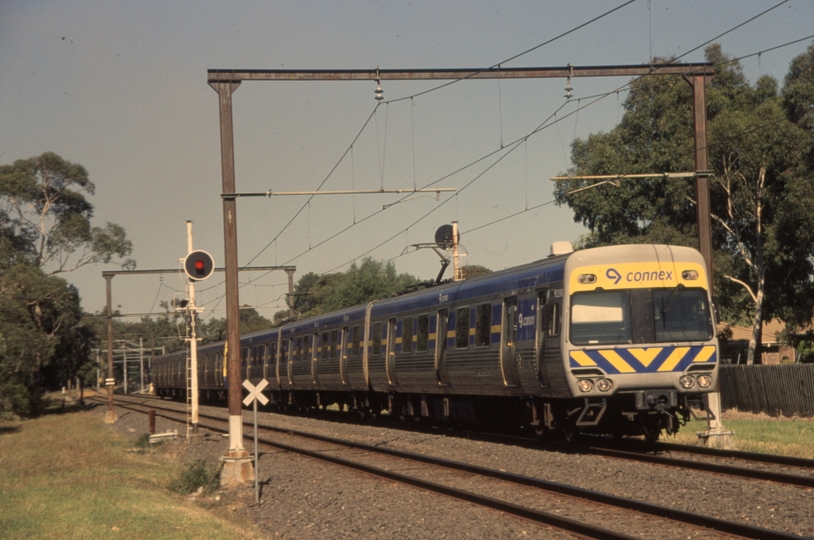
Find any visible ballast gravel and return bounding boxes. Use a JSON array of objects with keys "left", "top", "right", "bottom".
[{"left": 103, "top": 399, "right": 814, "bottom": 539}]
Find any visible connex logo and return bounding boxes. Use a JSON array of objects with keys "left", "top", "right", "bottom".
[{"left": 606, "top": 268, "right": 622, "bottom": 285}]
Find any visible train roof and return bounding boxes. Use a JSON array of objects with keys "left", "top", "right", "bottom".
[{"left": 369, "top": 252, "right": 568, "bottom": 316}]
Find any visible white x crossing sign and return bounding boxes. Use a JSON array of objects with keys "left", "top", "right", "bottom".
[{"left": 243, "top": 379, "right": 269, "bottom": 406}]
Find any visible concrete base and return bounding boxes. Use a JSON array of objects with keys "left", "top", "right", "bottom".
[
  {"left": 697, "top": 428, "right": 737, "bottom": 449},
  {"left": 104, "top": 408, "right": 117, "bottom": 423},
  {"left": 220, "top": 450, "right": 255, "bottom": 487}
]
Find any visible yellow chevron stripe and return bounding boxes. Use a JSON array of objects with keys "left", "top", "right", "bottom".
[
  {"left": 599, "top": 350, "right": 636, "bottom": 373},
  {"left": 658, "top": 346, "right": 690, "bottom": 371},
  {"left": 628, "top": 348, "right": 662, "bottom": 368},
  {"left": 693, "top": 345, "right": 716, "bottom": 363},
  {"left": 570, "top": 350, "right": 598, "bottom": 366}
]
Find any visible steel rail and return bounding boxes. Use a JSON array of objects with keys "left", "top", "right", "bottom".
[
  {"left": 100, "top": 398, "right": 635, "bottom": 540},
  {"left": 582, "top": 446, "right": 814, "bottom": 489},
  {"left": 112, "top": 395, "right": 814, "bottom": 481},
  {"left": 653, "top": 440, "right": 814, "bottom": 470},
  {"left": 99, "top": 396, "right": 806, "bottom": 540}
]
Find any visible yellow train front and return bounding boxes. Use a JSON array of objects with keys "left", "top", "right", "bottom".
[{"left": 558, "top": 244, "right": 718, "bottom": 440}]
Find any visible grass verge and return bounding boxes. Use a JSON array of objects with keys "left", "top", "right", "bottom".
[
  {"left": 0, "top": 404, "right": 255, "bottom": 539},
  {"left": 670, "top": 411, "right": 814, "bottom": 459}
]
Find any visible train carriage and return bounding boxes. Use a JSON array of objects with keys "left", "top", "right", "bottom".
[{"left": 153, "top": 242, "right": 718, "bottom": 440}]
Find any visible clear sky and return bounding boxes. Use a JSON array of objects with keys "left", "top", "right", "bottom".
[{"left": 2, "top": 0, "right": 812, "bottom": 322}]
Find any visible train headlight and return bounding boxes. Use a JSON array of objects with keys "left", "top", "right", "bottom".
[
  {"left": 596, "top": 378, "right": 612, "bottom": 392},
  {"left": 577, "top": 274, "right": 597, "bottom": 285},
  {"left": 681, "top": 270, "right": 699, "bottom": 280},
  {"left": 577, "top": 379, "right": 594, "bottom": 393},
  {"left": 679, "top": 375, "right": 695, "bottom": 389},
  {"left": 697, "top": 375, "right": 712, "bottom": 388}
]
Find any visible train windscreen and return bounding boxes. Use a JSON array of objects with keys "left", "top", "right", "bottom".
[{"left": 571, "top": 287, "right": 712, "bottom": 345}]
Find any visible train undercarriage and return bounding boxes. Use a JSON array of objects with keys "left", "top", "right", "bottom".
[{"left": 157, "top": 386, "right": 708, "bottom": 442}]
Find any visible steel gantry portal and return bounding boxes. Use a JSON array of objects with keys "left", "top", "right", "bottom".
[{"left": 208, "top": 63, "right": 720, "bottom": 480}]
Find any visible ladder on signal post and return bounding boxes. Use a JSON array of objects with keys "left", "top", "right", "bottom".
[{"left": 185, "top": 349, "right": 192, "bottom": 439}]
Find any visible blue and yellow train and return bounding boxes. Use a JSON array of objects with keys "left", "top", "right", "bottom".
[{"left": 153, "top": 242, "right": 718, "bottom": 440}]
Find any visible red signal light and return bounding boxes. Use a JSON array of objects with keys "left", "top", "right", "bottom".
[{"left": 184, "top": 250, "right": 214, "bottom": 281}]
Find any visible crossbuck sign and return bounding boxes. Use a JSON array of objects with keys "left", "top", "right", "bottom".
[
  {"left": 243, "top": 379, "right": 269, "bottom": 406},
  {"left": 242, "top": 378, "right": 268, "bottom": 503}
]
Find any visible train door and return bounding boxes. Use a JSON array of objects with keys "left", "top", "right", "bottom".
[
  {"left": 537, "top": 290, "right": 561, "bottom": 387},
  {"left": 268, "top": 342, "right": 277, "bottom": 384},
  {"left": 261, "top": 343, "right": 267, "bottom": 381},
  {"left": 287, "top": 338, "right": 294, "bottom": 385},
  {"left": 535, "top": 292, "right": 549, "bottom": 386},
  {"left": 501, "top": 296, "right": 520, "bottom": 387},
  {"left": 386, "top": 318, "right": 398, "bottom": 385},
  {"left": 435, "top": 309, "right": 450, "bottom": 385},
  {"left": 310, "top": 333, "right": 319, "bottom": 386},
  {"left": 340, "top": 326, "right": 349, "bottom": 385}
]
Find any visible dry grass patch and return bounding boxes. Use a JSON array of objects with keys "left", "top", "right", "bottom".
[{"left": 0, "top": 405, "right": 260, "bottom": 539}]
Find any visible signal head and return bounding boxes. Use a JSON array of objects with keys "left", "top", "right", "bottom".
[{"left": 184, "top": 250, "right": 215, "bottom": 281}]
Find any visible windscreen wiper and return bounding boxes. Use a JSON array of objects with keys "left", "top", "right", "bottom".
[{"left": 661, "top": 283, "right": 685, "bottom": 317}]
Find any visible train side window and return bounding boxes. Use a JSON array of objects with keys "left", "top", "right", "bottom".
[
  {"left": 455, "top": 307, "right": 470, "bottom": 349},
  {"left": 330, "top": 329, "right": 338, "bottom": 359},
  {"left": 321, "top": 332, "right": 328, "bottom": 359},
  {"left": 372, "top": 322, "right": 382, "bottom": 356},
  {"left": 475, "top": 303, "right": 491, "bottom": 347},
  {"left": 547, "top": 303, "right": 560, "bottom": 337},
  {"left": 241, "top": 347, "right": 249, "bottom": 368},
  {"left": 402, "top": 317, "right": 413, "bottom": 354},
  {"left": 416, "top": 314, "right": 429, "bottom": 353},
  {"left": 296, "top": 337, "right": 302, "bottom": 362},
  {"left": 270, "top": 343, "right": 277, "bottom": 365},
  {"left": 304, "top": 335, "right": 312, "bottom": 361},
  {"left": 351, "top": 325, "right": 361, "bottom": 357}
]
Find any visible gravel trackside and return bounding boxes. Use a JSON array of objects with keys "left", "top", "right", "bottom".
[{"left": 102, "top": 400, "right": 814, "bottom": 539}]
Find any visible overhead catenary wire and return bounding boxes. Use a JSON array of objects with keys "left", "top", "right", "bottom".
[
  {"left": 198, "top": 18, "right": 813, "bottom": 315},
  {"left": 244, "top": 0, "right": 785, "bottom": 277},
  {"left": 382, "top": 0, "right": 639, "bottom": 104},
  {"left": 200, "top": 37, "right": 810, "bottom": 317},
  {"left": 240, "top": 0, "right": 640, "bottom": 272},
  {"left": 202, "top": 32, "right": 813, "bottom": 313},
  {"left": 299, "top": 33, "right": 813, "bottom": 276}
]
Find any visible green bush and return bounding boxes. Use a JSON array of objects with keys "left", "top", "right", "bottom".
[
  {"left": 133, "top": 433, "right": 152, "bottom": 451},
  {"left": 168, "top": 459, "right": 220, "bottom": 495},
  {"left": 0, "top": 381, "right": 36, "bottom": 420}
]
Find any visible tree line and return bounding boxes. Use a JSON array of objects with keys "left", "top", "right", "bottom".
[
  {"left": 554, "top": 43, "right": 814, "bottom": 364},
  {"left": 0, "top": 153, "right": 134, "bottom": 417}
]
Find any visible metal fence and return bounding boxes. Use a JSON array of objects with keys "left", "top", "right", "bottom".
[{"left": 719, "top": 364, "right": 814, "bottom": 417}]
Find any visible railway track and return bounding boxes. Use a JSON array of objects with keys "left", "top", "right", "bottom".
[
  {"left": 100, "top": 394, "right": 814, "bottom": 488},
  {"left": 95, "top": 395, "right": 808, "bottom": 539}
]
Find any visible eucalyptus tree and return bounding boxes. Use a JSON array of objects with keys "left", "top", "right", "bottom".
[
  {"left": 0, "top": 152, "right": 135, "bottom": 274},
  {"left": 0, "top": 265, "right": 87, "bottom": 417},
  {"left": 554, "top": 44, "right": 814, "bottom": 364}
]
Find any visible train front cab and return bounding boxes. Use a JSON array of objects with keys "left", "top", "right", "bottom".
[{"left": 560, "top": 245, "right": 719, "bottom": 440}]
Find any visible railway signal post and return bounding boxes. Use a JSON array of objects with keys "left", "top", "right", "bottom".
[{"left": 183, "top": 222, "right": 215, "bottom": 435}]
